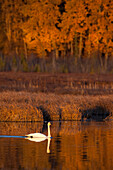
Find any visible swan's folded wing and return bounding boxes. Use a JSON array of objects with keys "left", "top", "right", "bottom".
[{"left": 25, "top": 133, "right": 47, "bottom": 138}]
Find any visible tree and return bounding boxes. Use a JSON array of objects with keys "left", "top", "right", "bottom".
[
  {"left": 20, "top": 0, "right": 61, "bottom": 64},
  {"left": 60, "top": 0, "right": 113, "bottom": 69},
  {"left": 85, "top": 0, "right": 113, "bottom": 71},
  {"left": 1, "top": 0, "right": 25, "bottom": 56},
  {"left": 59, "top": 0, "right": 89, "bottom": 59}
]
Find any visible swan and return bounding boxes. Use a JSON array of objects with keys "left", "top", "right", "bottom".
[{"left": 25, "top": 122, "right": 51, "bottom": 139}]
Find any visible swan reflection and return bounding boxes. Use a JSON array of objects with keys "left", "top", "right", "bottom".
[{"left": 26, "top": 137, "right": 51, "bottom": 153}]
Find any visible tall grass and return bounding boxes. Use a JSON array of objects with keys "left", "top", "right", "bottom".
[{"left": 0, "top": 91, "right": 113, "bottom": 121}]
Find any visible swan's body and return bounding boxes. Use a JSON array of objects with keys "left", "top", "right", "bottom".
[
  {"left": 26, "top": 133, "right": 47, "bottom": 138},
  {"left": 26, "top": 136, "right": 47, "bottom": 142},
  {"left": 26, "top": 122, "right": 51, "bottom": 139}
]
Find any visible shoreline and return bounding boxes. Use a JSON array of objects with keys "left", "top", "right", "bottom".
[
  {"left": 0, "top": 91, "right": 113, "bottom": 122},
  {"left": 0, "top": 72, "right": 113, "bottom": 95}
]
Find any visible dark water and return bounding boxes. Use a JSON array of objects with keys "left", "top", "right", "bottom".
[{"left": 0, "top": 121, "right": 113, "bottom": 170}]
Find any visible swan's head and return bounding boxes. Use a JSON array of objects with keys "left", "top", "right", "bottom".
[{"left": 48, "top": 122, "right": 51, "bottom": 126}]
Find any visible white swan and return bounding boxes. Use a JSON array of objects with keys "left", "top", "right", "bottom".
[{"left": 25, "top": 122, "right": 51, "bottom": 140}]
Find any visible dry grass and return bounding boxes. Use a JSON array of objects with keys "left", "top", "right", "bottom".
[
  {"left": 61, "top": 104, "right": 81, "bottom": 120},
  {"left": 0, "top": 91, "right": 113, "bottom": 121},
  {"left": 0, "top": 104, "right": 43, "bottom": 121},
  {"left": 0, "top": 72, "right": 113, "bottom": 95}
]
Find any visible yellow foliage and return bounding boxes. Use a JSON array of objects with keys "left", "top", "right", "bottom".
[
  {"left": 1, "top": 0, "right": 113, "bottom": 59},
  {"left": 0, "top": 104, "right": 43, "bottom": 121},
  {"left": 61, "top": 104, "right": 81, "bottom": 121}
]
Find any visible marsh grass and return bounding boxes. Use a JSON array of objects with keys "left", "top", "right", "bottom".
[{"left": 0, "top": 91, "right": 113, "bottom": 121}]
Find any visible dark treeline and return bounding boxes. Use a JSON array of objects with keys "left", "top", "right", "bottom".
[{"left": 0, "top": 0, "right": 113, "bottom": 73}]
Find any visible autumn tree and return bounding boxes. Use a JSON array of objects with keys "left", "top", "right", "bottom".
[
  {"left": 0, "top": 0, "right": 112, "bottom": 72},
  {"left": 59, "top": 0, "right": 113, "bottom": 72},
  {"left": 19, "top": 0, "right": 62, "bottom": 71},
  {"left": 0, "top": 0, "right": 8, "bottom": 54},
  {"left": 1, "top": 0, "right": 25, "bottom": 56},
  {"left": 84, "top": 0, "right": 113, "bottom": 71},
  {"left": 59, "top": 0, "right": 89, "bottom": 58}
]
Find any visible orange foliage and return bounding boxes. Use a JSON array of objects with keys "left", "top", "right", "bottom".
[
  {"left": 20, "top": 0, "right": 61, "bottom": 56},
  {"left": 1, "top": 0, "right": 113, "bottom": 64}
]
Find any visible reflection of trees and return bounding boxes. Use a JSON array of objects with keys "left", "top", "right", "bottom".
[
  {"left": 58, "top": 121, "right": 113, "bottom": 170},
  {"left": 0, "top": 122, "right": 43, "bottom": 136},
  {"left": 0, "top": 122, "right": 113, "bottom": 169}
]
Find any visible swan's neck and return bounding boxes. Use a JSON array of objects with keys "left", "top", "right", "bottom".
[{"left": 48, "top": 124, "right": 51, "bottom": 138}]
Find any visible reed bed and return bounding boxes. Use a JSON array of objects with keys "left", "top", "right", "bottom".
[{"left": 0, "top": 91, "right": 113, "bottom": 121}]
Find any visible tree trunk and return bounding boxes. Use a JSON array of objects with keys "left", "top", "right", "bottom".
[
  {"left": 16, "top": 47, "right": 18, "bottom": 55},
  {"left": 99, "top": 52, "right": 104, "bottom": 72},
  {"left": 88, "top": 33, "right": 91, "bottom": 58},
  {"left": 56, "top": 49, "right": 59, "bottom": 59},
  {"left": 71, "top": 41, "right": 74, "bottom": 55},
  {"left": 104, "top": 52, "right": 108, "bottom": 72},
  {"left": 24, "top": 41, "right": 27, "bottom": 59},
  {"left": 79, "top": 33, "right": 82, "bottom": 59},
  {"left": 97, "top": 43, "right": 104, "bottom": 72},
  {"left": 74, "top": 32, "right": 78, "bottom": 57},
  {"left": 52, "top": 50, "right": 56, "bottom": 72},
  {"left": 5, "top": 13, "right": 12, "bottom": 42}
]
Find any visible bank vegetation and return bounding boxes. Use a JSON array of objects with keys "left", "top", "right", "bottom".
[{"left": 0, "top": 91, "right": 113, "bottom": 121}]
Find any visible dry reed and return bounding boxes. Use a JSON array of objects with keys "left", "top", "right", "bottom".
[{"left": 0, "top": 91, "right": 113, "bottom": 121}]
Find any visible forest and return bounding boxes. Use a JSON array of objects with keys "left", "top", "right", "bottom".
[{"left": 0, "top": 0, "right": 113, "bottom": 73}]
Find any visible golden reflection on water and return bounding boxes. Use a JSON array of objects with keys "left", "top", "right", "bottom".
[{"left": 0, "top": 121, "right": 113, "bottom": 169}]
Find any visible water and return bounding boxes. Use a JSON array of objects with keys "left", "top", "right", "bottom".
[{"left": 0, "top": 121, "right": 113, "bottom": 169}]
